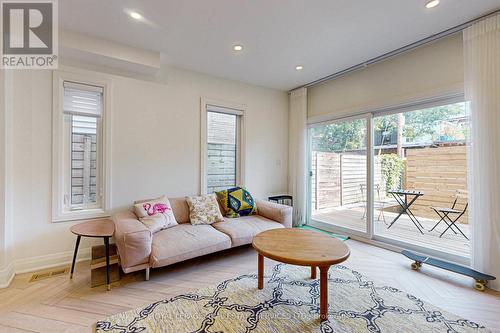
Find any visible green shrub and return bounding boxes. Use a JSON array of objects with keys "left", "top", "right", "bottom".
[{"left": 380, "top": 154, "right": 404, "bottom": 193}]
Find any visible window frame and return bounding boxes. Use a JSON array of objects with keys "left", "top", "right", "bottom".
[
  {"left": 52, "top": 71, "right": 113, "bottom": 222},
  {"left": 200, "top": 98, "right": 246, "bottom": 195}
]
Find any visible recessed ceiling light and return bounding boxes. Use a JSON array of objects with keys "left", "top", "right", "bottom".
[
  {"left": 233, "top": 45, "right": 243, "bottom": 51},
  {"left": 425, "top": 0, "right": 440, "bottom": 9},
  {"left": 295, "top": 65, "right": 304, "bottom": 71},
  {"left": 130, "top": 11, "right": 143, "bottom": 20}
]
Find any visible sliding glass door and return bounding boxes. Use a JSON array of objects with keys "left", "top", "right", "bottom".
[
  {"left": 308, "top": 116, "right": 370, "bottom": 235},
  {"left": 306, "top": 98, "right": 470, "bottom": 263},
  {"left": 372, "top": 102, "right": 470, "bottom": 259}
]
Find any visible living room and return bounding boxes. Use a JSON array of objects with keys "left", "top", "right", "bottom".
[{"left": 0, "top": 1, "right": 499, "bottom": 332}]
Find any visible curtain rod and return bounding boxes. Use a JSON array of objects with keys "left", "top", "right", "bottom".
[{"left": 290, "top": 8, "right": 500, "bottom": 92}]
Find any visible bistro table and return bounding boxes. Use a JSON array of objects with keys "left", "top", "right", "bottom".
[
  {"left": 387, "top": 190, "right": 425, "bottom": 234},
  {"left": 70, "top": 219, "right": 115, "bottom": 291}
]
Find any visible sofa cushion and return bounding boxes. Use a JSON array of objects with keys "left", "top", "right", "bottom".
[
  {"left": 169, "top": 197, "right": 191, "bottom": 224},
  {"left": 212, "top": 215, "right": 284, "bottom": 247},
  {"left": 133, "top": 195, "right": 178, "bottom": 233},
  {"left": 139, "top": 213, "right": 177, "bottom": 233},
  {"left": 134, "top": 195, "right": 170, "bottom": 218},
  {"left": 135, "top": 196, "right": 191, "bottom": 224},
  {"left": 186, "top": 194, "right": 224, "bottom": 225},
  {"left": 215, "top": 187, "right": 257, "bottom": 218},
  {"left": 150, "top": 224, "right": 231, "bottom": 268}
]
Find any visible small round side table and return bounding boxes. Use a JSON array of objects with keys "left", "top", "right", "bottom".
[{"left": 70, "top": 219, "right": 115, "bottom": 291}]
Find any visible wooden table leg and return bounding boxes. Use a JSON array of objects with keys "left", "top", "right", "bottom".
[
  {"left": 258, "top": 253, "right": 264, "bottom": 290},
  {"left": 104, "top": 237, "right": 110, "bottom": 291},
  {"left": 70, "top": 235, "right": 81, "bottom": 279},
  {"left": 319, "top": 266, "right": 330, "bottom": 321},
  {"left": 311, "top": 266, "right": 317, "bottom": 279}
]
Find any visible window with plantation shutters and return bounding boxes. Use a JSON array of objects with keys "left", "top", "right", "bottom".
[
  {"left": 63, "top": 82, "right": 103, "bottom": 117},
  {"left": 53, "top": 72, "right": 110, "bottom": 222},
  {"left": 63, "top": 82, "right": 104, "bottom": 210}
]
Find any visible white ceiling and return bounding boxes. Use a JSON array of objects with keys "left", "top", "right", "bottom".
[{"left": 59, "top": 0, "right": 500, "bottom": 91}]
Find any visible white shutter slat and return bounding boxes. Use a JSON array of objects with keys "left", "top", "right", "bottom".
[
  {"left": 64, "top": 81, "right": 103, "bottom": 93},
  {"left": 63, "top": 83, "right": 103, "bottom": 118},
  {"left": 206, "top": 104, "right": 243, "bottom": 116}
]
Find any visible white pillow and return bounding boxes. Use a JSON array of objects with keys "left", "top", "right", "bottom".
[
  {"left": 133, "top": 195, "right": 177, "bottom": 232},
  {"left": 186, "top": 194, "right": 224, "bottom": 225},
  {"left": 139, "top": 214, "right": 177, "bottom": 233}
]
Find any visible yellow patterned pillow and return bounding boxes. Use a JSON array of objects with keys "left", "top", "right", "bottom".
[
  {"left": 216, "top": 187, "right": 257, "bottom": 218},
  {"left": 186, "top": 194, "right": 224, "bottom": 225}
]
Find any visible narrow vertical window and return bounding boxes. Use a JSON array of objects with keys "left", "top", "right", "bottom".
[
  {"left": 205, "top": 104, "right": 243, "bottom": 193},
  {"left": 63, "top": 82, "right": 103, "bottom": 211},
  {"left": 53, "top": 73, "right": 111, "bottom": 222}
]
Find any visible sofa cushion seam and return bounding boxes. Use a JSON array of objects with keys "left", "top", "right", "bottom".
[{"left": 151, "top": 238, "right": 231, "bottom": 264}]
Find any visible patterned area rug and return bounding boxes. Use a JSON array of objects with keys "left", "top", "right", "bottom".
[{"left": 96, "top": 264, "right": 490, "bottom": 333}]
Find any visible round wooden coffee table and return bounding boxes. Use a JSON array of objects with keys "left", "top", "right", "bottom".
[{"left": 252, "top": 228, "right": 350, "bottom": 320}]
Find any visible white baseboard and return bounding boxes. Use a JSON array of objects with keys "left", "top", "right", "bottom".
[
  {"left": 0, "top": 262, "right": 15, "bottom": 289},
  {"left": 0, "top": 247, "right": 92, "bottom": 288}
]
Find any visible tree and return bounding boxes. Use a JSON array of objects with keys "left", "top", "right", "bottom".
[
  {"left": 312, "top": 102, "right": 467, "bottom": 154},
  {"left": 373, "top": 102, "right": 466, "bottom": 155},
  {"left": 397, "top": 113, "right": 405, "bottom": 158},
  {"left": 311, "top": 119, "right": 366, "bottom": 152},
  {"left": 403, "top": 103, "right": 466, "bottom": 142}
]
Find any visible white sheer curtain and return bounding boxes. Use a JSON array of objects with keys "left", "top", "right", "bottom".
[
  {"left": 464, "top": 13, "right": 500, "bottom": 291},
  {"left": 288, "top": 87, "right": 307, "bottom": 226}
]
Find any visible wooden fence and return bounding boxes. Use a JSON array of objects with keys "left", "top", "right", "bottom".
[
  {"left": 71, "top": 133, "right": 97, "bottom": 205},
  {"left": 311, "top": 152, "right": 341, "bottom": 210},
  {"left": 311, "top": 152, "right": 383, "bottom": 210},
  {"left": 405, "top": 146, "right": 468, "bottom": 223},
  {"left": 207, "top": 143, "right": 236, "bottom": 193},
  {"left": 311, "top": 146, "right": 468, "bottom": 224},
  {"left": 206, "top": 112, "right": 237, "bottom": 193}
]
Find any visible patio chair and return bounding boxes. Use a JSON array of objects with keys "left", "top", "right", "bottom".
[
  {"left": 429, "top": 192, "right": 469, "bottom": 240},
  {"left": 360, "top": 184, "right": 386, "bottom": 223}
]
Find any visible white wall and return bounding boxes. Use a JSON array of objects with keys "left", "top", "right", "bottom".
[
  {"left": 3, "top": 63, "right": 288, "bottom": 281},
  {"left": 0, "top": 69, "right": 5, "bottom": 270},
  {"left": 0, "top": 69, "right": 14, "bottom": 288},
  {"left": 308, "top": 34, "right": 464, "bottom": 120}
]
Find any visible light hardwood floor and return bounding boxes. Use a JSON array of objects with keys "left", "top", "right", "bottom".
[{"left": 0, "top": 240, "right": 499, "bottom": 332}]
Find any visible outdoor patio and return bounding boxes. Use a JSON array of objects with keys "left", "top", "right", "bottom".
[
  {"left": 310, "top": 143, "right": 470, "bottom": 259},
  {"left": 312, "top": 205, "right": 470, "bottom": 258}
]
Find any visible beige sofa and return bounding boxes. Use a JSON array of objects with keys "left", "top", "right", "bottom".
[{"left": 112, "top": 197, "right": 292, "bottom": 279}]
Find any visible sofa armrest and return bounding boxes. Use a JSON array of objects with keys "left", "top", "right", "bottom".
[
  {"left": 112, "top": 210, "right": 152, "bottom": 270},
  {"left": 256, "top": 199, "right": 293, "bottom": 228}
]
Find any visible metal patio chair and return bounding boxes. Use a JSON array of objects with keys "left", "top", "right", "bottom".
[
  {"left": 429, "top": 192, "right": 469, "bottom": 240},
  {"left": 360, "top": 184, "right": 386, "bottom": 223}
]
